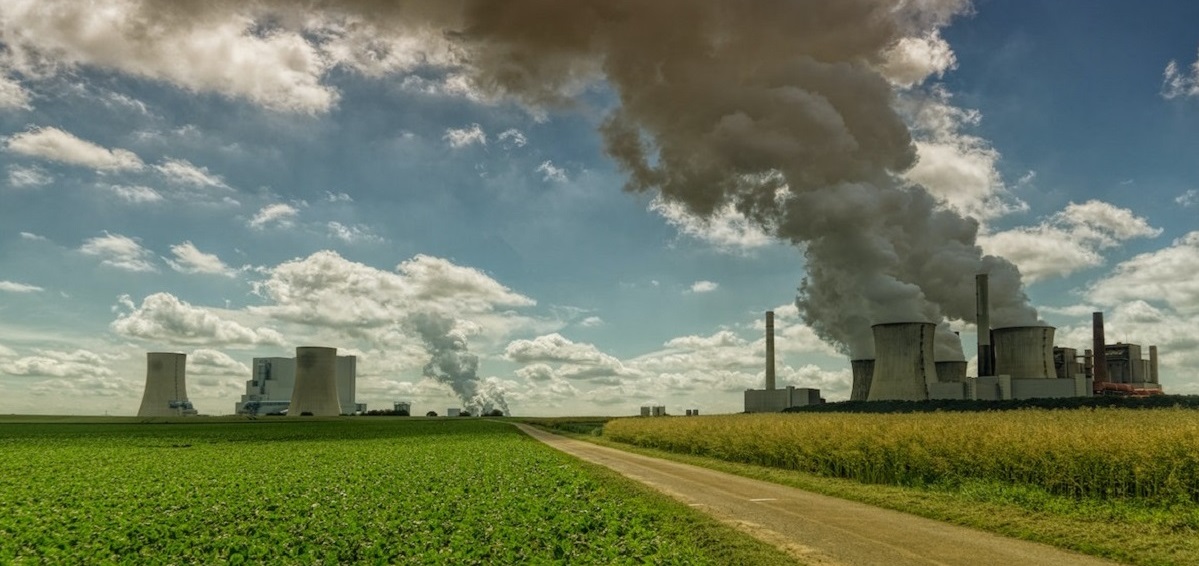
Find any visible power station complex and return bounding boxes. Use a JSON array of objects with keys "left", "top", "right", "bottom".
[
  {"left": 136, "top": 347, "right": 363, "bottom": 417},
  {"left": 746, "top": 274, "right": 1164, "bottom": 412}
]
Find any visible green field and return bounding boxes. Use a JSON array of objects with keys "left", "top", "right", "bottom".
[{"left": 0, "top": 418, "right": 793, "bottom": 565}]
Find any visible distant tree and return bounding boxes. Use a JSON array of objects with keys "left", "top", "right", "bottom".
[
  {"left": 396, "top": 409, "right": 410, "bottom": 417},
  {"left": 488, "top": 409, "right": 504, "bottom": 417},
  {"left": 459, "top": 410, "right": 472, "bottom": 417},
  {"left": 426, "top": 411, "right": 438, "bottom": 417}
]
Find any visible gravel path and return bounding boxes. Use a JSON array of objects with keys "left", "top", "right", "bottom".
[{"left": 516, "top": 424, "right": 1123, "bottom": 566}]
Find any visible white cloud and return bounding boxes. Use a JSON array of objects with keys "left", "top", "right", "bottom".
[
  {"left": 902, "top": 88, "right": 1026, "bottom": 222},
  {"left": 166, "top": 241, "right": 237, "bottom": 277},
  {"left": 689, "top": 281, "right": 719, "bottom": 294},
  {"left": 497, "top": 128, "right": 527, "bottom": 148},
  {"left": 19, "top": 231, "right": 46, "bottom": 241},
  {"left": 535, "top": 160, "right": 568, "bottom": 182},
  {"left": 7, "top": 164, "right": 51, "bottom": 188},
  {"left": 505, "top": 333, "right": 633, "bottom": 382},
  {"left": 979, "top": 200, "right": 1161, "bottom": 282},
  {"left": 1088, "top": 231, "right": 1199, "bottom": 314},
  {"left": 0, "top": 280, "right": 43, "bottom": 293},
  {"left": 325, "top": 191, "right": 353, "bottom": 203},
  {"left": 249, "top": 203, "right": 299, "bottom": 230},
  {"left": 0, "top": 72, "right": 31, "bottom": 109},
  {"left": 1176, "top": 189, "right": 1197, "bottom": 207},
  {"left": 879, "top": 30, "right": 957, "bottom": 88},
  {"left": 107, "top": 184, "right": 164, "bottom": 204},
  {"left": 327, "top": 221, "right": 385, "bottom": 244},
  {"left": 1162, "top": 48, "right": 1199, "bottom": 99},
  {"left": 443, "top": 124, "right": 487, "bottom": 148},
  {"left": 154, "top": 158, "right": 228, "bottom": 189},
  {"left": 5, "top": 126, "right": 143, "bottom": 171},
  {"left": 111, "top": 292, "right": 285, "bottom": 347},
  {"left": 0, "top": 1, "right": 337, "bottom": 113},
  {"left": 188, "top": 349, "right": 250, "bottom": 376},
  {"left": 79, "top": 232, "right": 157, "bottom": 272},
  {"left": 1, "top": 348, "right": 114, "bottom": 378},
  {"left": 651, "top": 196, "right": 773, "bottom": 253},
  {"left": 579, "top": 316, "right": 604, "bottom": 328}
]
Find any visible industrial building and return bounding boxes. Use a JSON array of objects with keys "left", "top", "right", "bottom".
[
  {"left": 234, "top": 351, "right": 363, "bottom": 415},
  {"left": 393, "top": 401, "right": 412, "bottom": 415},
  {"left": 639, "top": 405, "right": 666, "bottom": 416},
  {"left": 744, "top": 310, "right": 825, "bottom": 412},
  {"left": 137, "top": 352, "right": 198, "bottom": 417},
  {"left": 848, "top": 274, "right": 1163, "bottom": 403}
]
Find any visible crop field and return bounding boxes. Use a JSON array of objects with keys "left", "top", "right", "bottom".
[
  {"left": 605, "top": 408, "right": 1199, "bottom": 503},
  {"left": 0, "top": 418, "right": 788, "bottom": 564}
]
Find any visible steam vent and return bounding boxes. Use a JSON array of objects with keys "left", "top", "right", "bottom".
[
  {"left": 137, "top": 352, "right": 197, "bottom": 417},
  {"left": 868, "top": 322, "right": 936, "bottom": 401},
  {"left": 289, "top": 346, "right": 341, "bottom": 416}
]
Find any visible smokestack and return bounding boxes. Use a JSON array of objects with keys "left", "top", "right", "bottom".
[
  {"left": 992, "top": 326, "right": 1056, "bottom": 378},
  {"left": 1093, "top": 312, "right": 1107, "bottom": 383},
  {"left": 290, "top": 346, "right": 340, "bottom": 416},
  {"left": 850, "top": 359, "right": 875, "bottom": 401},
  {"left": 1149, "top": 345, "right": 1159, "bottom": 384},
  {"left": 976, "top": 274, "right": 992, "bottom": 377},
  {"left": 765, "top": 311, "right": 776, "bottom": 390},
  {"left": 868, "top": 322, "right": 935, "bottom": 401}
]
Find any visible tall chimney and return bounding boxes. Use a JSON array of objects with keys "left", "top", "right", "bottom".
[
  {"left": 975, "top": 274, "right": 992, "bottom": 376},
  {"left": 1092, "top": 312, "right": 1107, "bottom": 383},
  {"left": 765, "top": 311, "right": 776, "bottom": 390},
  {"left": 1149, "top": 345, "right": 1159, "bottom": 384}
]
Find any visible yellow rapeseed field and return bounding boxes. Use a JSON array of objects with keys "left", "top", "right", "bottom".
[{"left": 604, "top": 409, "right": 1199, "bottom": 502}]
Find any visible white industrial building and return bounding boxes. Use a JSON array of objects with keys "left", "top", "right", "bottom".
[{"left": 234, "top": 354, "right": 363, "bottom": 415}]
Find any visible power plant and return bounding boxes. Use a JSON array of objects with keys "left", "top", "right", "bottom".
[
  {"left": 744, "top": 311, "right": 825, "bottom": 412},
  {"left": 137, "top": 352, "right": 197, "bottom": 417},
  {"left": 235, "top": 349, "right": 362, "bottom": 416},
  {"left": 844, "top": 274, "right": 1164, "bottom": 403}
]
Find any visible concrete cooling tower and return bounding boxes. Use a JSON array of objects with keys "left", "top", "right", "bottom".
[
  {"left": 289, "top": 346, "right": 341, "bottom": 416},
  {"left": 137, "top": 352, "right": 196, "bottom": 417},
  {"left": 935, "top": 361, "right": 968, "bottom": 383},
  {"left": 850, "top": 359, "right": 875, "bottom": 401},
  {"left": 868, "top": 323, "right": 935, "bottom": 401},
  {"left": 993, "top": 326, "right": 1056, "bottom": 379}
]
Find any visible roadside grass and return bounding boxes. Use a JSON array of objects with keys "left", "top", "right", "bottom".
[
  {"left": 570, "top": 432, "right": 1197, "bottom": 566},
  {"left": 0, "top": 418, "right": 797, "bottom": 565}
]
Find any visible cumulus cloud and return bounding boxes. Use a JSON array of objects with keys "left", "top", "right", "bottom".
[
  {"left": 505, "top": 333, "right": 633, "bottom": 382},
  {"left": 327, "top": 221, "right": 385, "bottom": 244},
  {"left": 443, "top": 123, "right": 487, "bottom": 148},
  {"left": 979, "top": 200, "right": 1161, "bottom": 282},
  {"left": 325, "top": 191, "right": 353, "bottom": 203},
  {"left": 166, "top": 241, "right": 237, "bottom": 277},
  {"left": 578, "top": 316, "right": 604, "bottom": 328},
  {"left": 1088, "top": 231, "right": 1199, "bottom": 313},
  {"left": 535, "top": 160, "right": 568, "bottom": 182},
  {"left": 497, "top": 128, "right": 527, "bottom": 148},
  {"left": 4, "top": 126, "right": 143, "bottom": 171},
  {"left": 107, "top": 184, "right": 164, "bottom": 204},
  {"left": 1177, "top": 189, "right": 1197, "bottom": 208},
  {"left": 1, "top": 348, "right": 114, "bottom": 378},
  {"left": 651, "top": 196, "right": 772, "bottom": 253},
  {"left": 0, "top": 280, "right": 43, "bottom": 293},
  {"left": 688, "top": 281, "right": 719, "bottom": 294},
  {"left": 7, "top": 164, "right": 52, "bottom": 188},
  {"left": 0, "top": 72, "right": 31, "bottom": 109},
  {"left": 154, "top": 158, "right": 228, "bottom": 189},
  {"left": 878, "top": 30, "right": 957, "bottom": 88},
  {"left": 111, "top": 292, "right": 285, "bottom": 347},
  {"left": 79, "top": 232, "right": 157, "bottom": 272},
  {"left": 1162, "top": 48, "right": 1199, "bottom": 99},
  {"left": 249, "top": 203, "right": 299, "bottom": 229},
  {"left": 188, "top": 348, "right": 250, "bottom": 376}
]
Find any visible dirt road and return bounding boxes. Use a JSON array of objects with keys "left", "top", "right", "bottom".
[{"left": 516, "top": 424, "right": 1121, "bottom": 566}]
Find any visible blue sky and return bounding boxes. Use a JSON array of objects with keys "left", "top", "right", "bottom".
[{"left": 0, "top": 0, "right": 1196, "bottom": 416}]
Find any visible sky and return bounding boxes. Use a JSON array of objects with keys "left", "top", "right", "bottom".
[{"left": 0, "top": 0, "right": 1196, "bottom": 416}]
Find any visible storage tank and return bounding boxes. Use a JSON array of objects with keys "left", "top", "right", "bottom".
[
  {"left": 868, "top": 323, "right": 935, "bottom": 401},
  {"left": 992, "top": 326, "right": 1056, "bottom": 379},
  {"left": 850, "top": 359, "right": 875, "bottom": 401},
  {"left": 137, "top": 352, "right": 195, "bottom": 417},
  {"left": 935, "top": 361, "right": 967, "bottom": 383},
  {"left": 289, "top": 346, "right": 340, "bottom": 416}
]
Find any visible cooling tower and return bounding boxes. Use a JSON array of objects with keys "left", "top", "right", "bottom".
[
  {"left": 765, "top": 311, "right": 776, "bottom": 390},
  {"left": 137, "top": 352, "right": 194, "bottom": 417},
  {"left": 992, "top": 326, "right": 1056, "bottom": 378},
  {"left": 850, "top": 359, "right": 875, "bottom": 401},
  {"left": 868, "top": 323, "right": 935, "bottom": 401},
  {"left": 289, "top": 346, "right": 340, "bottom": 416},
  {"left": 935, "top": 361, "right": 968, "bottom": 383}
]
